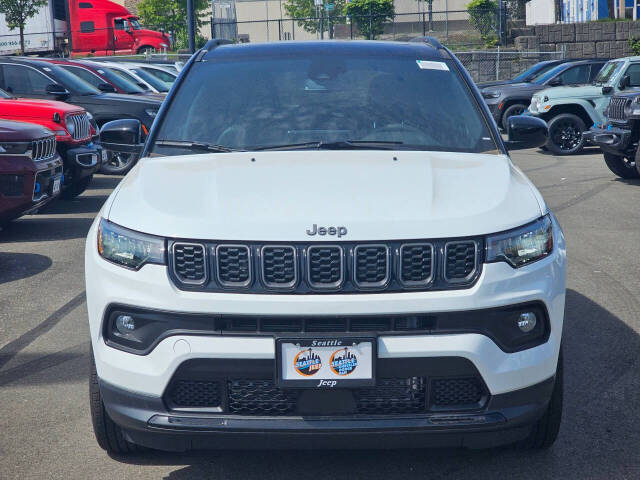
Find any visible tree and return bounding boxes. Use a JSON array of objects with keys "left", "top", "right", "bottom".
[
  {"left": 137, "top": 0, "right": 209, "bottom": 50},
  {"left": 0, "top": 0, "right": 48, "bottom": 54},
  {"left": 284, "top": 0, "right": 347, "bottom": 36},
  {"left": 345, "top": 0, "right": 394, "bottom": 40},
  {"left": 467, "top": 0, "right": 498, "bottom": 47}
]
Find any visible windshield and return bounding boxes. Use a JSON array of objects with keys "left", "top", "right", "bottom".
[
  {"left": 141, "top": 66, "right": 176, "bottom": 83},
  {"left": 513, "top": 62, "right": 557, "bottom": 83},
  {"left": 595, "top": 61, "right": 625, "bottom": 85},
  {"left": 150, "top": 53, "right": 498, "bottom": 155},
  {"left": 108, "top": 67, "right": 150, "bottom": 91},
  {"left": 531, "top": 63, "right": 567, "bottom": 85},
  {"left": 91, "top": 65, "right": 145, "bottom": 93},
  {"left": 38, "top": 63, "right": 100, "bottom": 95},
  {"left": 0, "top": 88, "right": 10, "bottom": 98},
  {"left": 129, "top": 18, "right": 142, "bottom": 30},
  {"left": 132, "top": 67, "right": 170, "bottom": 92}
]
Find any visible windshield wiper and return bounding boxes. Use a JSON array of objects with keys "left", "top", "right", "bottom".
[
  {"left": 252, "top": 140, "right": 403, "bottom": 151},
  {"left": 155, "top": 140, "right": 242, "bottom": 152}
]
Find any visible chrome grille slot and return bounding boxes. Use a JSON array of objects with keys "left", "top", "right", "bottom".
[
  {"left": 444, "top": 241, "right": 477, "bottom": 282},
  {"left": 399, "top": 243, "right": 434, "bottom": 287},
  {"left": 172, "top": 243, "right": 207, "bottom": 284},
  {"left": 307, "top": 245, "right": 344, "bottom": 289},
  {"left": 31, "top": 136, "right": 56, "bottom": 162},
  {"left": 261, "top": 246, "right": 297, "bottom": 288},
  {"left": 353, "top": 244, "right": 389, "bottom": 288},
  {"left": 216, "top": 245, "right": 251, "bottom": 287},
  {"left": 68, "top": 113, "right": 91, "bottom": 140}
]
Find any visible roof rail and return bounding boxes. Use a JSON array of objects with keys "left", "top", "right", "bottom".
[
  {"left": 203, "top": 39, "right": 234, "bottom": 51},
  {"left": 409, "top": 36, "right": 444, "bottom": 50}
]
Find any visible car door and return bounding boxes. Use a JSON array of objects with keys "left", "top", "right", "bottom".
[
  {"left": 0, "top": 64, "right": 56, "bottom": 99},
  {"left": 113, "top": 18, "right": 135, "bottom": 52}
]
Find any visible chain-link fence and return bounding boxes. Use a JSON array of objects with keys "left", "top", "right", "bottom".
[
  {"left": 212, "top": 8, "right": 508, "bottom": 50},
  {"left": 456, "top": 49, "right": 566, "bottom": 82}
]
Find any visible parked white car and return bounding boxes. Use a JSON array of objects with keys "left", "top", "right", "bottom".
[
  {"left": 88, "top": 39, "right": 566, "bottom": 454},
  {"left": 98, "top": 61, "right": 172, "bottom": 93}
]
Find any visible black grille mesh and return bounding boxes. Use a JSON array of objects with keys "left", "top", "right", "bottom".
[
  {"left": 308, "top": 246, "right": 342, "bottom": 286},
  {"left": 228, "top": 380, "right": 297, "bottom": 415},
  {"left": 217, "top": 245, "right": 250, "bottom": 284},
  {"left": 400, "top": 244, "right": 433, "bottom": 284},
  {"left": 355, "top": 246, "right": 388, "bottom": 285},
  {"left": 431, "top": 377, "right": 484, "bottom": 407},
  {"left": 173, "top": 244, "right": 206, "bottom": 283},
  {"left": 445, "top": 242, "right": 476, "bottom": 280},
  {"left": 354, "top": 377, "right": 427, "bottom": 414},
  {"left": 170, "top": 380, "right": 220, "bottom": 408},
  {"left": 262, "top": 246, "right": 296, "bottom": 286}
]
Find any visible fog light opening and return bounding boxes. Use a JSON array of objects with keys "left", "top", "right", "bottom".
[
  {"left": 517, "top": 312, "right": 537, "bottom": 333},
  {"left": 115, "top": 314, "right": 136, "bottom": 335}
]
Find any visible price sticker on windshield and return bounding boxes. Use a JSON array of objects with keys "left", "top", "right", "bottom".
[{"left": 416, "top": 60, "right": 449, "bottom": 71}]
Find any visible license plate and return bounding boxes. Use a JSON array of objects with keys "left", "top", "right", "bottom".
[
  {"left": 101, "top": 149, "right": 108, "bottom": 162},
  {"left": 52, "top": 178, "right": 61, "bottom": 195},
  {"left": 276, "top": 337, "right": 376, "bottom": 388}
]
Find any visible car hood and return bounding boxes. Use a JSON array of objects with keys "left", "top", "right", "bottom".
[
  {"left": 538, "top": 84, "right": 603, "bottom": 100},
  {"left": 0, "top": 118, "right": 53, "bottom": 142},
  {"left": 477, "top": 80, "right": 514, "bottom": 89},
  {"left": 491, "top": 82, "right": 544, "bottom": 97},
  {"left": 0, "top": 97, "right": 83, "bottom": 115},
  {"left": 107, "top": 151, "right": 544, "bottom": 241}
]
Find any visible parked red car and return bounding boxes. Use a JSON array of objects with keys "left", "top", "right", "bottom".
[
  {"left": 0, "top": 119, "right": 63, "bottom": 225},
  {"left": 0, "top": 88, "right": 102, "bottom": 198}
]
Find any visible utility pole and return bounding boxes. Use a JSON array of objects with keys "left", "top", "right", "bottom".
[{"left": 187, "top": 0, "right": 196, "bottom": 52}]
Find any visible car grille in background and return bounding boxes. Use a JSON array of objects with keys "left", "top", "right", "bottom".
[
  {"left": 31, "top": 136, "right": 56, "bottom": 161},
  {"left": 608, "top": 96, "right": 629, "bottom": 122},
  {"left": 165, "top": 376, "right": 487, "bottom": 415},
  {"left": 169, "top": 239, "right": 482, "bottom": 293},
  {"left": 172, "top": 243, "right": 206, "bottom": 284},
  {"left": 430, "top": 377, "right": 485, "bottom": 409},
  {"left": 67, "top": 113, "right": 91, "bottom": 140},
  {"left": 444, "top": 242, "right": 477, "bottom": 281}
]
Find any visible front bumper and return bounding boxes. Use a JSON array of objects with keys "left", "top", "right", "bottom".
[
  {"left": 59, "top": 142, "right": 102, "bottom": 186},
  {"left": 583, "top": 125, "right": 633, "bottom": 156},
  {"left": 484, "top": 98, "right": 502, "bottom": 124}
]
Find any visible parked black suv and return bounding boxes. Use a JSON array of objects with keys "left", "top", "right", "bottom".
[
  {"left": 584, "top": 91, "right": 640, "bottom": 179},
  {"left": 481, "top": 59, "right": 608, "bottom": 130},
  {"left": 0, "top": 57, "right": 162, "bottom": 174},
  {"left": 477, "top": 59, "right": 570, "bottom": 89}
]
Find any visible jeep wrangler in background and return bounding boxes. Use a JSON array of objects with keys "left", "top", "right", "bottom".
[
  {"left": 584, "top": 91, "right": 640, "bottom": 179},
  {"left": 528, "top": 56, "right": 640, "bottom": 155}
]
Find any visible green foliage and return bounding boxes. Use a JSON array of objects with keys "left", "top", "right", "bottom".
[
  {"left": 0, "top": 0, "right": 48, "bottom": 53},
  {"left": 284, "top": 0, "right": 346, "bottom": 35},
  {"left": 466, "top": 0, "right": 498, "bottom": 48},
  {"left": 630, "top": 37, "right": 640, "bottom": 56},
  {"left": 137, "top": 0, "right": 209, "bottom": 50},
  {"left": 345, "top": 0, "right": 395, "bottom": 40}
]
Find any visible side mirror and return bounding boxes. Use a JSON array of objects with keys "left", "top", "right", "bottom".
[
  {"left": 45, "top": 83, "right": 70, "bottom": 97},
  {"left": 602, "top": 86, "right": 614, "bottom": 95},
  {"left": 548, "top": 77, "right": 563, "bottom": 87},
  {"left": 619, "top": 75, "right": 631, "bottom": 90},
  {"left": 97, "top": 83, "right": 116, "bottom": 93},
  {"left": 100, "top": 119, "right": 144, "bottom": 154},
  {"left": 504, "top": 116, "right": 548, "bottom": 151}
]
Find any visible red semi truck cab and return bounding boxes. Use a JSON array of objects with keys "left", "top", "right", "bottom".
[{"left": 69, "top": 0, "right": 170, "bottom": 56}]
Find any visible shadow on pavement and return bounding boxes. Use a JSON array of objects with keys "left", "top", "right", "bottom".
[
  {"left": 96, "top": 289, "right": 639, "bottom": 480},
  {"left": 0, "top": 216, "right": 95, "bottom": 243},
  {"left": 0, "top": 252, "right": 52, "bottom": 284}
]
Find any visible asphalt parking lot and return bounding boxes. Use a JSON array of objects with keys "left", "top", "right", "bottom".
[{"left": 1, "top": 147, "right": 639, "bottom": 479}]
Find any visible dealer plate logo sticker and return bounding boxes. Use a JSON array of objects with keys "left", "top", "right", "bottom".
[
  {"left": 329, "top": 347, "right": 358, "bottom": 376},
  {"left": 294, "top": 348, "right": 322, "bottom": 376}
]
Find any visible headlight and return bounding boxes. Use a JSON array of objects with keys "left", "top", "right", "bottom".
[
  {"left": 65, "top": 117, "right": 75, "bottom": 136},
  {"left": 98, "top": 218, "right": 166, "bottom": 270},
  {"left": 486, "top": 216, "right": 553, "bottom": 268},
  {"left": 145, "top": 109, "right": 158, "bottom": 118},
  {"left": 482, "top": 90, "right": 501, "bottom": 99}
]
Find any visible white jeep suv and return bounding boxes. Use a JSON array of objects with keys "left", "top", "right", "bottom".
[{"left": 87, "top": 38, "right": 565, "bottom": 453}]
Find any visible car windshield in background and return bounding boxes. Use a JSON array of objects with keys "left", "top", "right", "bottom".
[
  {"left": 141, "top": 67, "right": 176, "bottom": 83},
  {"left": 151, "top": 54, "right": 498, "bottom": 155},
  {"left": 594, "top": 61, "right": 624, "bottom": 85},
  {"left": 132, "top": 68, "right": 170, "bottom": 92},
  {"left": 39, "top": 63, "right": 101, "bottom": 95},
  {"left": 531, "top": 64, "right": 566, "bottom": 85},
  {"left": 91, "top": 65, "right": 145, "bottom": 93},
  {"left": 513, "top": 62, "right": 555, "bottom": 83},
  {"left": 108, "top": 67, "right": 150, "bottom": 91}
]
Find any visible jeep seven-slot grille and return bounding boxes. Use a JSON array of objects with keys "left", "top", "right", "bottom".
[
  {"left": 168, "top": 239, "right": 481, "bottom": 293},
  {"left": 608, "top": 96, "right": 629, "bottom": 122},
  {"left": 31, "top": 136, "right": 56, "bottom": 161},
  {"left": 165, "top": 376, "right": 487, "bottom": 414},
  {"left": 67, "top": 113, "right": 91, "bottom": 140}
]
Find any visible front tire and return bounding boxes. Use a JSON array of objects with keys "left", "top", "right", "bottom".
[
  {"left": 62, "top": 175, "right": 93, "bottom": 200},
  {"left": 501, "top": 103, "right": 527, "bottom": 131},
  {"left": 520, "top": 349, "right": 563, "bottom": 450},
  {"left": 90, "top": 348, "right": 140, "bottom": 455},
  {"left": 603, "top": 152, "right": 640, "bottom": 179},
  {"left": 546, "top": 113, "right": 586, "bottom": 155},
  {"left": 100, "top": 151, "right": 136, "bottom": 175}
]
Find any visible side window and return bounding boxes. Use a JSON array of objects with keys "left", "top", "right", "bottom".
[
  {"left": 63, "top": 66, "right": 101, "bottom": 87},
  {"left": 142, "top": 67, "right": 174, "bottom": 82},
  {"left": 558, "top": 65, "right": 590, "bottom": 85},
  {"left": 1, "top": 64, "right": 51, "bottom": 95},
  {"left": 79, "top": 2, "right": 93, "bottom": 7},
  {"left": 80, "top": 21, "right": 95, "bottom": 33},
  {"left": 589, "top": 63, "right": 605, "bottom": 83},
  {"left": 625, "top": 63, "right": 640, "bottom": 87},
  {"left": 114, "top": 19, "right": 127, "bottom": 30}
]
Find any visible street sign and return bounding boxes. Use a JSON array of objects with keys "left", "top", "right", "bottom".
[
  {"left": 314, "top": 0, "right": 322, "bottom": 5},
  {"left": 325, "top": 3, "right": 334, "bottom": 11}
]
